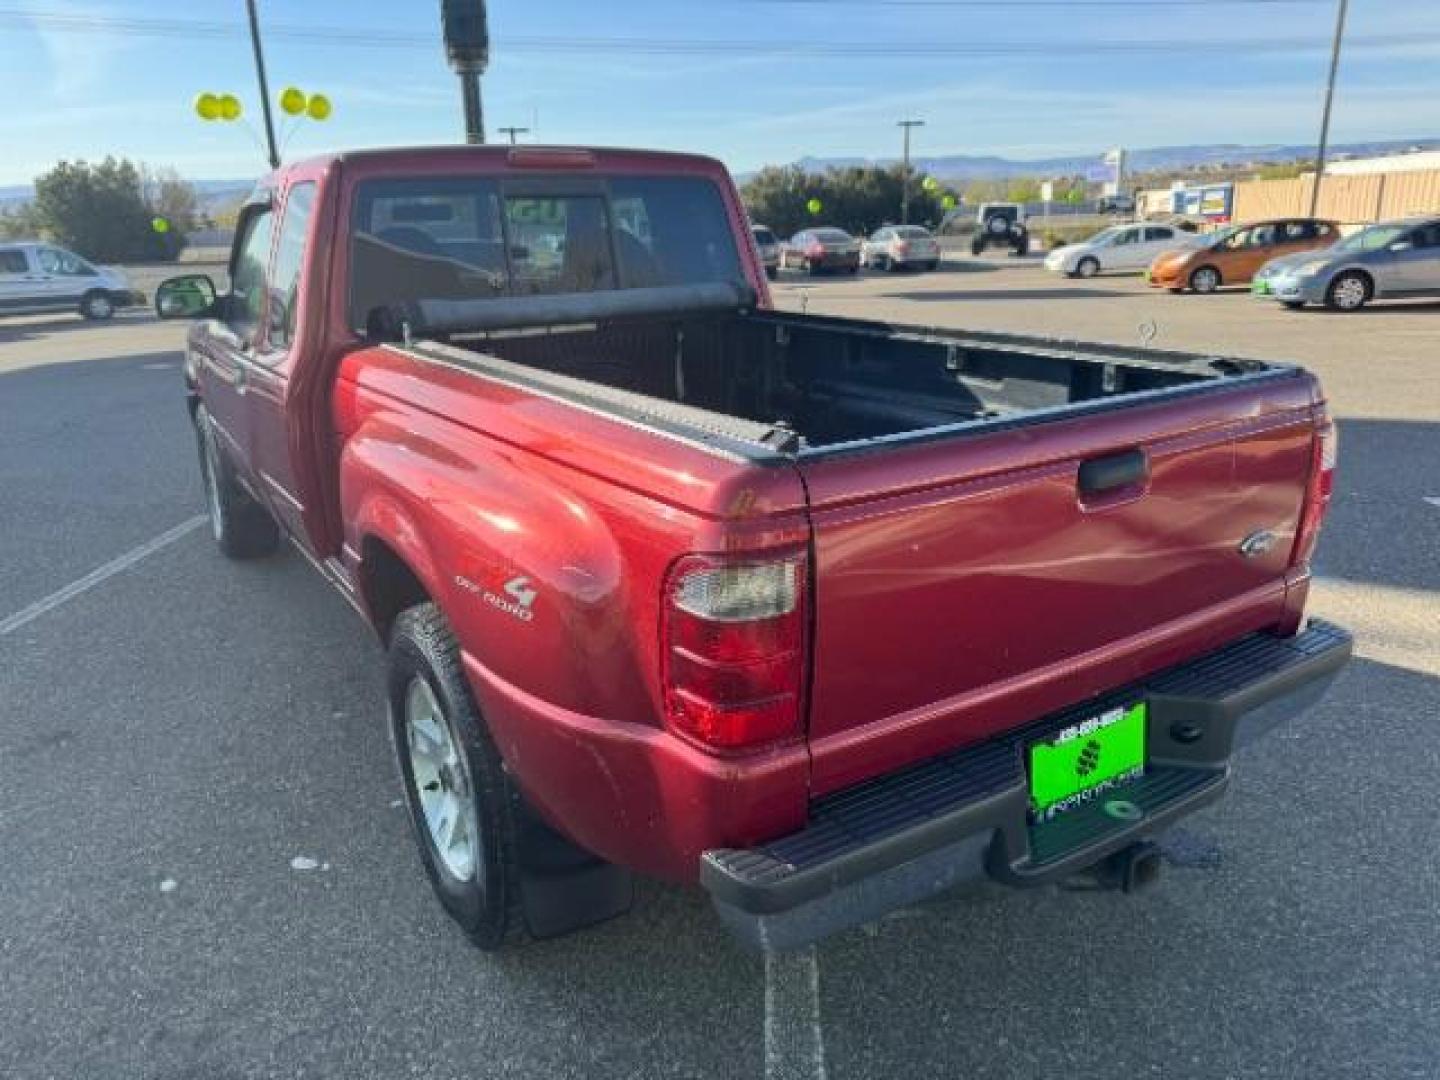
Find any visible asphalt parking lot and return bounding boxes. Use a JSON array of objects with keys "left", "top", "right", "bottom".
[{"left": 2, "top": 260, "right": 1437, "bottom": 1079}]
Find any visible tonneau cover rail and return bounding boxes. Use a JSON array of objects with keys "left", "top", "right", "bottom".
[{"left": 384, "top": 283, "right": 751, "bottom": 338}]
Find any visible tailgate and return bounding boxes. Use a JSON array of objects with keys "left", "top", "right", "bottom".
[{"left": 798, "top": 376, "right": 1319, "bottom": 795}]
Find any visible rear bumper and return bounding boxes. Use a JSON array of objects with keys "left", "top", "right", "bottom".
[{"left": 702, "top": 619, "right": 1351, "bottom": 950}]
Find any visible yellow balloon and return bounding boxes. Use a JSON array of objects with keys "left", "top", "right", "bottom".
[
  {"left": 922, "top": 176, "right": 939, "bottom": 192},
  {"left": 219, "top": 94, "right": 242, "bottom": 121},
  {"left": 194, "top": 92, "right": 220, "bottom": 121},
  {"left": 806, "top": 197, "right": 823, "bottom": 215},
  {"left": 151, "top": 217, "right": 170, "bottom": 234},
  {"left": 280, "top": 86, "right": 307, "bottom": 116},
  {"left": 305, "top": 93, "right": 331, "bottom": 121}
]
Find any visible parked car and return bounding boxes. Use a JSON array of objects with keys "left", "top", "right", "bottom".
[
  {"left": 752, "top": 224, "right": 780, "bottom": 280},
  {"left": 0, "top": 240, "right": 141, "bottom": 320},
  {"left": 1252, "top": 216, "right": 1440, "bottom": 311},
  {"left": 154, "top": 144, "right": 1348, "bottom": 952},
  {"left": 1097, "top": 192, "right": 1136, "bottom": 216},
  {"left": 860, "top": 224, "right": 941, "bottom": 271},
  {"left": 971, "top": 203, "right": 1029, "bottom": 256},
  {"left": 1147, "top": 218, "right": 1340, "bottom": 293},
  {"left": 780, "top": 227, "right": 860, "bottom": 274},
  {"left": 1044, "top": 223, "right": 1200, "bottom": 278}
]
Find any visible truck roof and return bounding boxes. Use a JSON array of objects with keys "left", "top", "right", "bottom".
[{"left": 269, "top": 144, "right": 731, "bottom": 185}]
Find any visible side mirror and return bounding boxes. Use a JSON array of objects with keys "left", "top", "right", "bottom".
[
  {"left": 155, "top": 274, "right": 218, "bottom": 320},
  {"left": 1389, "top": 240, "right": 1414, "bottom": 253}
]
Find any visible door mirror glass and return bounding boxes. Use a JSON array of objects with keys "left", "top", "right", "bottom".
[{"left": 155, "top": 274, "right": 218, "bottom": 319}]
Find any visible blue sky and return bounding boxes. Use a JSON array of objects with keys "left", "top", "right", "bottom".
[{"left": 2, "top": 0, "right": 1439, "bottom": 185}]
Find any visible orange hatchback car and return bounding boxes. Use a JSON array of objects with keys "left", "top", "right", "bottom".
[{"left": 1148, "top": 218, "right": 1340, "bottom": 293}]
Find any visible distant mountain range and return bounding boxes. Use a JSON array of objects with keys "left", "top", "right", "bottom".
[{"left": 769, "top": 137, "right": 1440, "bottom": 181}]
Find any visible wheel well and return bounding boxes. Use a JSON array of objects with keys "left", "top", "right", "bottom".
[{"left": 360, "top": 537, "right": 431, "bottom": 642}]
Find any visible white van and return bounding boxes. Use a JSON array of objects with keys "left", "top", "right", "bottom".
[{"left": 0, "top": 241, "right": 139, "bottom": 319}]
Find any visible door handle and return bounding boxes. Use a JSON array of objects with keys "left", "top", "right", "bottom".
[
  {"left": 1078, "top": 448, "right": 1147, "bottom": 497},
  {"left": 234, "top": 363, "right": 248, "bottom": 393}
]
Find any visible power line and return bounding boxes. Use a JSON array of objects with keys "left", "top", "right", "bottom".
[{"left": 0, "top": 10, "right": 1430, "bottom": 58}]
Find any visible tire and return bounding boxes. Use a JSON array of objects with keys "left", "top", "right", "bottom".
[
  {"left": 389, "top": 603, "right": 525, "bottom": 951},
  {"left": 765, "top": 266, "right": 777, "bottom": 281},
  {"left": 971, "top": 238, "right": 984, "bottom": 257},
  {"left": 876, "top": 254, "right": 891, "bottom": 272},
  {"left": 807, "top": 259, "right": 820, "bottom": 276},
  {"left": 1281, "top": 300, "right": 1306, "bottom": 310},
  {"left": 1326, "top": 271, "right": 1370, "bottom": 311},
  {"left": 1188, "top": 265, "right": 1221, "bottom": 294},
  {"left": 924, "top": 260, "right": 939, "bottom": 271},
  {"left": 80, "top": 290, "right": 115, "bottom": 320},
  {"left": 194, "top": 406, "right": 280, "bottom": 559},
  {"left": 1075, "top": 256, "right": 1100, "bottom": 279},
  {"left": 845, "top": 264, "right": 859, "bottom": 275}
]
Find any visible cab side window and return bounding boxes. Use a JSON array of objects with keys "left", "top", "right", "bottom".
[
  {"left": 1144, "top": 227, "right": 1173, "bottom": 242},
  {"left": 268, "top": 182, "right": 316, "bottom": 350},
  {"left": 1249, "top": 225, "right": 1277, "bottom": 247},
  {"left": 37, "top": 247, "right": 96, "bottom": 276},
  {"left": 1410, "top": 223, "right": 1440, "bottom": 249},
  {"left": 0, "top": 248, "right": 28, "bottom": 274},
  {"left": 229, "top": 207, "right": 275, "bottom": 339},
  {"left": 1282, "top": 221, "right": 1316, "bottom": 242}
]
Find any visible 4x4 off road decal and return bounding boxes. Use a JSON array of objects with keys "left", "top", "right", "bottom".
[{"left": 455, "top": 573, "right": 537, "bottom": 622}]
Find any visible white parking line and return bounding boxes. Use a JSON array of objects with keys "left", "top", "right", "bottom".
[
  {"left": 0, "top": 516, "right": 207, "bottom": 637},
  {"left": 764, "top": 946, "right": 828, "bottom": 1080}
]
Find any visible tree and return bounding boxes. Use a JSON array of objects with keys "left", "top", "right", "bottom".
[
  {"left": 0, "top": 202, "right": 43, "bottom": 240},
  {"left": 741, "top": 163, "right": 956, "bottom": 238},
  {"left": 30, "top": 157, "right": 189, "bottom": 262}
]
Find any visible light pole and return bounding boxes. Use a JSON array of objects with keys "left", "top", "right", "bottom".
[
  {"left": 442, "top": 0, "right": 489, "bottom": 144},
  {"left": 897, "top": 119, "right": 925, "bottom": 225},
  {"left": 244, "top": 0, "right": 280, "bottom": 168},
  {"left": 1309, "top": 0, "right": 1349, "bottom": 218},
  {"left": 498, "top": 126, "right": 530, "bottom": 145}
]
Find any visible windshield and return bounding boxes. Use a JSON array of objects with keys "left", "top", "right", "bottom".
[
  {"left": 1086, "top": 227, "right": 1125, "bottom": 246},
  {"left": 753, "top": 227, "right": 776, "bottom": 245},
  {"left": 349, "top": 174, "right": 745, "bottom": 329},
  {"left": 1201, "top": 225, "right": 1243, "bottom": 249},
  {"left": 1332, "top": 223, "right": 1409, "bottom": 253}
]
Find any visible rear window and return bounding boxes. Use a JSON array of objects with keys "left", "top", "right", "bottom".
[
  {"left": 348, "top": 174, "right": 745, "bottom": 330},
  {"left": 895, "top": 227, "right": 930, "bottom": 239},
  {"left": 812, "top": 228, "right": 851, "bottom": 242},
  {"left": 0, "top": 249, "right": 27, "bottom": 273},
  {"left": 753, "top": 226, "right": 776, "bottom": 245}
]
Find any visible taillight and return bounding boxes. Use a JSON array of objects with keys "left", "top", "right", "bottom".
[
  {"left": 1290, "top": 410, "right": 1337, "bottom": 568},
  {"left": 662, "top": 552, "right": 807, "bottom": 752},
  {"left": 896, "top": 241, "right": 910, "bottom": 255},
  {"left": 808, "top": 244, "right": 824, "bottom": 258}
]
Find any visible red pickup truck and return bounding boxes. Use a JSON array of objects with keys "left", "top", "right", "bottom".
[{"left": 157, "top": 145, "right": 1350, "bottom": 951}]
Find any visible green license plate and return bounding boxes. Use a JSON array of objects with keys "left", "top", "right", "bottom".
[{"left": 1029, "top": 703, "right": 1147, "bottom": 820}]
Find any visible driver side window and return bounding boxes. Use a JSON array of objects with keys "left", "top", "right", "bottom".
[{"left": 229, "top": 208, "right": 275, "bottom": 339}]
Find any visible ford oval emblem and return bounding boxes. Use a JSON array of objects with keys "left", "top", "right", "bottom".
[{"left": 1239, "top": 529, "right": 1278, "bottom": 558}]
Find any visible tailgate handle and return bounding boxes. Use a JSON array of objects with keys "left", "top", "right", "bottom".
[{"left": 1078, "top": 448, "right": 1147, "bottom": 496}]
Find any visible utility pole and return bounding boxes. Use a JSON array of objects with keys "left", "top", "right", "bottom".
[
  {"left": 1309, "top": 0, "right": 1349, "bottom": 218},
  {"left": 498, "top": 126, "right": 530, "bottom": 145},
  {"left": 442, "top": 0, "right": 490, "bottom": 144},
  {"left": 244, "top": 0, "right": 280, "bottom": 168},
  {"left": 897, "top": 119, "right": 925, "bottom": 225}
]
